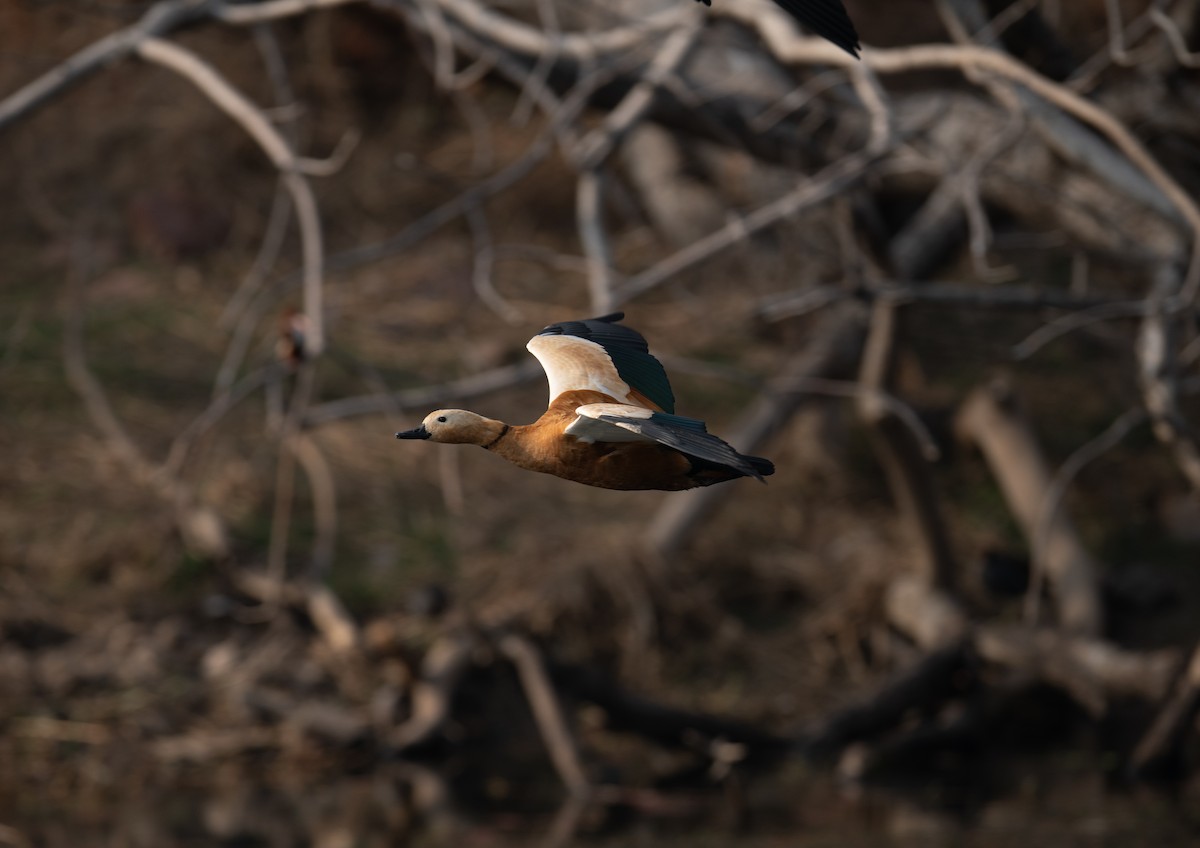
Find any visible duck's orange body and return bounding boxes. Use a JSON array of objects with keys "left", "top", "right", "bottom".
[
  {"left": 485, "top": 391, "right": 743, "bottom": 491},
  {"left": 396, "top": 314, "right": 774, "bottom": 491}
]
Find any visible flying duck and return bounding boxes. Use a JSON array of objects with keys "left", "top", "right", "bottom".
[
  {"left": 694, "top": 0, "right": 861, "bottom": 58},
  {"left": 395, "top": 313, "right": 775, "bottom": 491}
]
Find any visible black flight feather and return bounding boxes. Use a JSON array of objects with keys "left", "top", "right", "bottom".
[
  {"left": 694, "top": 0, "right": 860, "bottom": 58},
  {"left": 538, "top": 313, "right": 676, "bottom": 413},
  {"left": 597, "top": 411, "right": 774, "bottom": 481}
]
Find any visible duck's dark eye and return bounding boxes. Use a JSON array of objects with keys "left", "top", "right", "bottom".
[{"left": 437, "top": 416, "right": 447, "bottom": 423}]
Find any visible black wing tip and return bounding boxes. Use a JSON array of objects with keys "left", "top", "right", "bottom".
[
  {"left": 745, "top": 455, "right": 775, "bottom": 481},
  {"left": 837, "top": 40, "right": 861, "bottom": 59},
  {"left": 833, "top": 36, "right": 861, "bottom": 59},
  {"left": 695, "top": 0, "right": 861, "bottom": 59},
  {"left": 777, "top": 0, "right": 861, "bottom": 58},
  {"left": 592, "top": 312, "right": 625, "bottom": 324},
  {"left": 538, "top": 312, "right": 626, "bottom": 336}
]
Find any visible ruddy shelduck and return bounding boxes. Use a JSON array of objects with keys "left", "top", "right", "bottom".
[{"left": 395, "top": 313, "right": 775, "bottom": 491}]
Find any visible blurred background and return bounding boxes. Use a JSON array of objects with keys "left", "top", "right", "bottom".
[{"left": 3, "top": 0, "right": 1200, "bottom": 844}]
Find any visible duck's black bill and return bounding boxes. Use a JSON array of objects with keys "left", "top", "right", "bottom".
[{"left": 395, "top": 426, "right": 431, "bottom": 440}]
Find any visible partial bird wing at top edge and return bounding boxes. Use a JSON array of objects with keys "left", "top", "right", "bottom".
[
  {"left": 694, "top": 0, "right": 860, "bottom": 58},
  {"left": 527, "top": 313, "right": 676, "bottom": 412},
  {"left": 774, "top": 0, "right": 860, "bottom": 56}
]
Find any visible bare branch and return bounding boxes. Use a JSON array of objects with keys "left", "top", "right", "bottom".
[
  {"left": 1131, "top": 644, "right": 1200, "bottom": 778},
  {"left": 1150, "top": 7, "right": 1200, "bottom": 68},
  {"left": 303, "top": 361, "right": 543, "bottom": 428},
  {"left": 0, "top": 0, "right": 207, "bottom": 133},
  {"left": 616, "top": 153, "right": 877, "bottom": 305},
  {"left": 291, "top": 434, "right": 339, "bottom": 581},
  {"left": 212, "top": 0, "right": 360, "bottom": 24},
  {"left": 135, "top": 37, "right": 327, "bottom": 357},
  {"left": 1030, "top": 406, "right": 1147, "bottom": 623},
  {"left": 1138, "top": 266, "right": 1200, "bottom": 490},
  {"left": 759, "top": 281, "right": 1149, "bottom": 321},
  {"left": 576, "top": 170, "right": 618, "bottom": 316},
  {"left": 498, "top": 633, "right": 591, "bottom": 799},
  {"left": 389, "top": 629, "right": 475, "bottom": 750},
  {"left": 63, "top": 233, "right": 229, "bottom": 558},
  {"left": 435, "top": 0, "right": 691, "bottom": 61},
  {"left": 955, "top": 378, "right": 1104, "bottom": 636},
  {"left": 857, "top": 299, "right": 957, "bottom": 588},
  {"left": 1012, "top": 300, "right": 1149, "bottom": 360}
]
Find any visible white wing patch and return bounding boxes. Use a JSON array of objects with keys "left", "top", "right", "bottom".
[
  {"left": 564, "top": 403, "right": 656, "bottom": 444},
  {"left": 527, "top": 334, "right": 634, "bottom": 405}
]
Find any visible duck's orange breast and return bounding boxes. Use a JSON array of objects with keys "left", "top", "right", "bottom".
[{"left": 484, "top": 390, "right": 742, "bottom": 491}]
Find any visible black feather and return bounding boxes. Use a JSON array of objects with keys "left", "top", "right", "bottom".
[
  {"left": 692, "top": 0, "right": 860, "bottom": 58},
  {"left": 538, "top": 313, "right": 676, "bottom": 413},
  {"left": 598, "top": 412, "right": 774, "bottom": 481}
]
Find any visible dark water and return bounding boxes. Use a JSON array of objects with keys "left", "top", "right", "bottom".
[{"left": 4, "top": 751, "right": 1198, "bottom": 847}]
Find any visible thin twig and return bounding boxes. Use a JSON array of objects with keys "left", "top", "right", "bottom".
[
  {"left": 303, "top": 360, "right": 542, "bottom": 428},
  {"left": 856, "top": 298, "right": 955, "bottom": 587},
  {"left": 165, "top": 365, "right": 276, "bottom": 477},
  {"left": 576, "top": 170, "right": 618, "bottom": 315},
  {"left": 0, "top": 0, "right": 209, "bottom": 133},
  {"left": 1138, "top": 266, "right": 1200, "bottom": 490},
  {"left": 265, "top": 365, "right": 316, "bottom": 596},
  {"left": 63, "top": 229, "right": 229, "bottom": 557},
  {"left": 955, "top": 379, "right": 1104, "bottom": 635},
  {"left": 212, "top": 0, "right": 358, "bottom": 24},
  {"left": 465, "top": 201, "right": 523, "bottom": 323},
  {"left": 1026, "top": 406, "right": 1146, "bottom": 625},
  {"left": 291, "top": 433, "right": 338, "bottom": 581},
  {"left": 616, "top": 153, "right": 877, "bottom": 304},
  {"left": 1012, "top": 301, "right": 1149, "bottom": 360}
]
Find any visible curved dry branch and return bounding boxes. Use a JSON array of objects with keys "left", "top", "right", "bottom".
[
  {"left": 498, "top": 633, "right": 591, "bottom": 799},
  {"left": 0, "top": 0, "right": 207, "bottom": 133},
  {"left": 1138, "top": 266, "right": 1200, "bottom": 491},
  {"left": 389, "top": 629, "right": 475, "bottom": 750},
  {"left": 213, "top": 0, "right": 360, "bottom": 25},
  {"left": 303, "top": 361, "right": 543, "bottom": 428},
  {"left": 572, "top": 19, "right": 702, "bottom": 314},
  {"left": 135, "top": 37, "right": 327, "bottom": 357},
  {"left": 1029, "top": 406, "right": 1146, "bottom": 624},
  {"left": 63, "top": 235, "right": 230, "bottom": 559},
  {"left": 435, "top": 0, "right": 692, "bottom": 61},
  {"left": 743, "top": 25, "right": 1200, "bottom": 244},
  {"left": 955, "top": 378, "right": 1104, "bottom": 636},
  {"left": 857, "top": 299, "right": 956, "bottom": 589},
  {"left": 616, "top": 152, "right": 877, "bottom": 305},
  {"left": 291, "top": 433, "right": 339, "bottom": 581}
]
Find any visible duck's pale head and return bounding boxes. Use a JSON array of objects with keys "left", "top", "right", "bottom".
[{"left": 396, "top": 409, "right": 499, "bottom": 445}]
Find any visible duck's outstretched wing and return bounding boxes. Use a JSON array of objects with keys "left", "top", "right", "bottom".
[
  {"left": 567, "top": 402, "right": 774, "bottom": 481},
  {"left": 694, "top": 0, "right": 860, "bottom": 58},
  {"left": 527, "top": 312, "right": 675, "bottom": 412}
]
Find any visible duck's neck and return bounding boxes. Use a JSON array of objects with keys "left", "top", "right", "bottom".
[
  {"left": 485, "top": 421, "right": 561, "bottom": 476},
  {"left": 484, "top": 394, "right": 603, "bottom": 473},
  {"left": 479, "top": 422, "right": 511, "bottom": 449}
]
